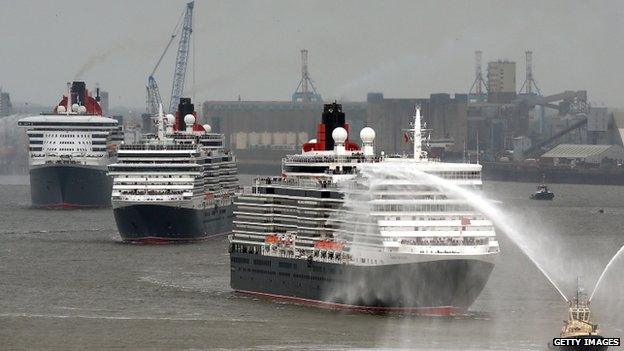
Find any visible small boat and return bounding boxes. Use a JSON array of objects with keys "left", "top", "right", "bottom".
[
  {"left": 530, "top": 175, "right": 554, "bottom": 200},
  {"left": 548, "top": 280, "right": 609, "bottom": 351}
]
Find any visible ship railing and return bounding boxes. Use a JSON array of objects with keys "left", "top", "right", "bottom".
[
  {"left": 113, "top": 194, "right": 185, "bottom": 202},
  {"left": 198, "top": 134, "right": 224, "bottom": 140},
  {"left": 282, "top": 153, "right": 382, "bottom": 164},
  {"left": 396, "top": 244, "right": 490, "bottom": 255},
  {"left": 119, "top": 144, "right": 197, "bottom": 151},
  {"left": 44, "top": 159, "right": 86, "bottom": 165},
  {"left": 115, "top": 189, "right": 186, "bottom": 196},
  {"left": 252, "top": 176, "right": 340, "bottom": 189},
  {"left": 399, "top": 237, "right": 491, "bottom": 246},
  {"left": 261, "top": 246, "right": 351, "bottom": 264}
]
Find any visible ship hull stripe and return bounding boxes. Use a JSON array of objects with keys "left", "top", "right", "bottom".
[
  {"left": 121, "top": 231, "right": 231, "bottom": 244},
  {"left": 235, "top": 289, "right": 461, "bottom": 315}
]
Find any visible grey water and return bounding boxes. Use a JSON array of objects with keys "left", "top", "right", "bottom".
[{"left": 1, "top": 176, "right": 623, "bottom": 350}]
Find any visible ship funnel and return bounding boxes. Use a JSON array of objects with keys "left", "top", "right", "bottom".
[
  {"left": 176, "top": 98, "right": 195, "bottom": 131},
  {"left": 322, "top": 102, "right": 346, "bottom": 151},
  {"left": 71, "top": 81, "right": 87, "bottom": 106},
  {"left": 302, "top": 101, "right": 361, "bottom": 153}
]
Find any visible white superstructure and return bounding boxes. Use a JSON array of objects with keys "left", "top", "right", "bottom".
[
  {"left": 18, "top": 114, "right": 121, "bottom": 168},
  {"left": 108, "top": 109, "right": 237, "bottom": 210}
]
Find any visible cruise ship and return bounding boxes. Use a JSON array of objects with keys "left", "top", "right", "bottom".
[
  {"left": 18, "top": 81, "right": 122, "bottom": 208},
  {"left": 229, "top": 102, "right": 499, "bottom": 314},
  {"left": 108, "top": 99, "right": 238, "bottom": 243}
]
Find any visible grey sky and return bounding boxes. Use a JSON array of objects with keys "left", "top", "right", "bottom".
[{"left": 0, "top": 0, "right": 622, "bottom": 109}]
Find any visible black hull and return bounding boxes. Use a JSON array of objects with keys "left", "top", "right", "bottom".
[
  {"left": 531, "top": 193, "right": 555, "bottom": 200},
  {"left": 29, "top": 164, "right": 112, "bottom": 208},
  {"left": 113, "top": 204, "right": 234, "bottom": 242},
  {"left": 230, "top": 252, "right": 494, "bottom": 314}
]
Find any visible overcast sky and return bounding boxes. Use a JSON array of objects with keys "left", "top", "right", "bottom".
[{"left": 0, "top": 0, "right": 622, "bottom": 109}]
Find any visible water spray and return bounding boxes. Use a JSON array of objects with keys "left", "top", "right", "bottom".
[{"left": 590, "top": 244, "right": 624, "bottom": 301}]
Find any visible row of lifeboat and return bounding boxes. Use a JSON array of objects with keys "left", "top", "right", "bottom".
[{"left": 264, "top": 234, "right": 345, "bottom": 251}]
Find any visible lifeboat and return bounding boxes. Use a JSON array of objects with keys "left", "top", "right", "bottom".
[
  {"left": 314, "top": 239, "right": 345, "bottom": 251},
  {"left": 265, "top": 234, "right": 279, "bottom": 244}
]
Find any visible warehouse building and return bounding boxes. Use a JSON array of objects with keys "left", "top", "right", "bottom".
[{"left": 541, "top": 144, "right": 624, "bottom": 166}]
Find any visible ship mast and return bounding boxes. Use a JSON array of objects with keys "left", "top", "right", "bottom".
[
  {"left": 406, "top": 105, "right": 429, "bottom": 161},
  {"left": 66, "top": 82, "right": 71, "bottom": 116},
  {"left": 413, "top": 106, "right": 422, "bottom": 161}
]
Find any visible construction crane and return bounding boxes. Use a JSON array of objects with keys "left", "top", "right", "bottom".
[{"left": 145, "top": 1, "right": 194, "bottom": 116}]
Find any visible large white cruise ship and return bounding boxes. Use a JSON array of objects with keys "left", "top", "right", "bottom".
[
  {"left": 18, "top": 81, "right": 122, "bottom": 207},
  {"left": 107, "top": 99, "right": 238, "bottom": 243},
  {"left": 229, "top": 102, "right": 499, "bottom": 314}
]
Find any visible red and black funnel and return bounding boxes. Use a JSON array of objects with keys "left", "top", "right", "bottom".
[{"left": 302, "top": 102, "right": 360, "bottom": 152}]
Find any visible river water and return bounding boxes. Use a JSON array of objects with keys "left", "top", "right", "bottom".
[{"left": 0, "top": 176, "right": 622, "bottom": 350}]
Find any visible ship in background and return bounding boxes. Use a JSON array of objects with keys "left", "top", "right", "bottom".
[
  {"left": 229, "top": 102, "right": 499, "bottom": 314},
  {"left": 108, "top": 99, "right": 238, "bottom": 243},
  {"left": 18, "top": 81, "right": 122, "bottom": 208}
]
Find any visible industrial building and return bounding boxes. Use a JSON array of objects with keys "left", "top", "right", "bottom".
[
  {"left": 487, "top": 60, "right": 516, "bottom": 103},
  {"left": 200, "top": 49, "right": 618, "bottom": 176},
  {"left": 464, "top": 51, "right": 603, "bottom": 164},
  {"left": 203, "top": 101, "right": 366, "bottom": 172},
  {"left": 203, "top": 92, "right": 469, "bottom": 172}
]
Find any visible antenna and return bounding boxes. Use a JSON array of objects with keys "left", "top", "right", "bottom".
[
  {"left": 66, "top": 82, "right": 71, "bottom": 116},
  {"left": 469, "top": 51, "right": 487, "bottom": 99},
  {"left": 520, "top": 51, "right": 542, "bottom": 95},
  {"left": 414, "top": 106, "right": 422, "bottom": 161}
]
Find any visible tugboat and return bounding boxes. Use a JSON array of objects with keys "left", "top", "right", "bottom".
[
  {"left": 530, "top": 175, "right": 555, "bottom": 200},
  {"left": 548, "top": 281, "right": 608, "bottom": 351}
]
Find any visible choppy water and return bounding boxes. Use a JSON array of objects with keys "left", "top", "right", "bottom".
[{"left": 0, "top": 176, "right": 623, "bottom": 350}]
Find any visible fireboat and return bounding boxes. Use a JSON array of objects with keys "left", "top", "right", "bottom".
[{"left": 548, "top": 282, "right": 608, "bottom": 351}]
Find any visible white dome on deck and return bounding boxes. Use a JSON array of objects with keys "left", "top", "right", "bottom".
[
  {"left": 165, "top": 114, "right": 175, "bottom": 124},
  {"left": 71, "top": 103, "right": 79, "bottom": 112},
  {"left": 184, "top": 114, "right": 195, "bottom": 125},
  {"left": 203, "top": 124, "right": 211, "bottom": 132},
  {"left": 332, "top": 127, "right": 347, "bottom": 144},
  {"left": 360, "top": 127, "right": 375, "bottom": 143},
  {"left": 57, "top": 105, "right": 66, "bottom": 113}
]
